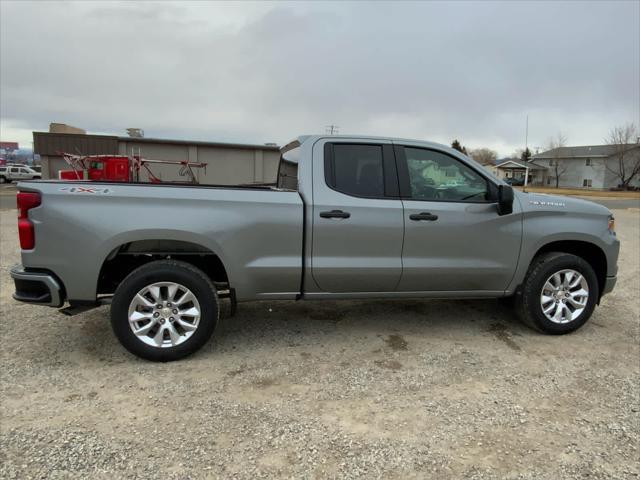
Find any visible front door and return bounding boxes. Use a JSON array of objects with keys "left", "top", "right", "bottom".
[
  {"left": 395, "top": 145, "right": 522, "bottom": 292},
  {"left": 311, "top": 139, "right": 404, "bottom": 292}
]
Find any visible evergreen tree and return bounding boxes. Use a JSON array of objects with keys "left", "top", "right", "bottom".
[
  {"left": 521, "top": 147, "right": 532, "bottom": 163},
  {"left": 451, "top": 139, "right": 467, "bottom": 154}
]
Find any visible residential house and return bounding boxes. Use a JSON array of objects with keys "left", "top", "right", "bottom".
[
  {"left": 495, "top": 143, "right": 640, "bottom": 189},
  {"left": 531, "top": 144, "right": 640, "bottom": 189},
  {"left": 494, "top": 158, "right": 547, "bottom": 185}
]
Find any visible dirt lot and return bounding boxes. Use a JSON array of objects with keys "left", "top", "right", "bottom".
[{"left": 1, "top": 207, "right": 638, "bottom": 479}]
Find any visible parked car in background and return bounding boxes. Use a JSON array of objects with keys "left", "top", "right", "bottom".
[
  {"left": 505, "top": 177, "right": 525, "bottom": 186},
  {"left": 0, "top": 165, "right": 41, "bottom": 183}
]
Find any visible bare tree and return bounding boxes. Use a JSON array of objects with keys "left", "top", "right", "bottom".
[
  {"left": 469, "top": 148, "right": 497, "bottom": 166},
  {"left": 604, "top": 123, "right": 640, "bottom": 189},
  {"left": 547, "top": 132, "right": 568, "bottom": 188}
]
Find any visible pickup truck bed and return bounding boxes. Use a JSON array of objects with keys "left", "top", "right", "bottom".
[{"left": 17, "top": 182, "right": 304, "bottom": 303}]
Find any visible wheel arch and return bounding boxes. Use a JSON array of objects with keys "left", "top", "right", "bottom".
[
  {"left": 97, "top": 238, "right": 230, "bottom": 296},
  {"left": 530, "top": 240, "right": 607, "bottom": 300}
]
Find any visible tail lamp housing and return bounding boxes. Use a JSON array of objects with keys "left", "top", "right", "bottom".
[{"left": 17, "top": 191, "right": 41, "bottom": 249}]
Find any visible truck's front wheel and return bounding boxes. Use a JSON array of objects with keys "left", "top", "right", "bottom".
[
  {"left": 517, "top": 252, "right": 598, "bottom": 334},
  {"left": 111, "top": 260, "right": 219, "bottom": 361}
]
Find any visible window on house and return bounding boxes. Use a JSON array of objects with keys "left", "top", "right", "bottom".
[
  {"left": 583, "top": 179, "right": 592, "bottom": 188},
  {"left": 547, "top": 177, "right": 551, "bottom": 185},
  {"left": 585, "top": 158, "right": 591, "bottom": 166}
]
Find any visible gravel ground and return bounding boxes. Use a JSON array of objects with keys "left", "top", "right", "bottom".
[{"left": 1, "top": 207, "right": 638, "bottom": 479}]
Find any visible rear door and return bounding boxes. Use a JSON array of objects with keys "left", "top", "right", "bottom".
[
  {"left": 395, "top": 144, "right": 521, "bottom": 292},
  {"left": 311, "top": 139, "right": 404, "bottom": 292}
]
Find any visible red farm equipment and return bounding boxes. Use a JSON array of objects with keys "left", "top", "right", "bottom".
[{"left": 58, "top": 153, "right": 208, "bottom": 184}]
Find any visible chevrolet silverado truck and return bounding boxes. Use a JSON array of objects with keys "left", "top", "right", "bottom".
[{"left": 11, "top": 135, "right": 619, "bottom": 361}]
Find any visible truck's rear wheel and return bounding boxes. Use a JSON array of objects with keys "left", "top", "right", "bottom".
[
  {"left": 111, "top": 260, "right": 219, "bottom": 361},
  {"left": 517, "top": 252, "right": 598, "bottom": 334}
]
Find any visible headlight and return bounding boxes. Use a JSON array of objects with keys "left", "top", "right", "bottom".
[{"left": 608, "top": 215, "right": 615, "bottom": 234}]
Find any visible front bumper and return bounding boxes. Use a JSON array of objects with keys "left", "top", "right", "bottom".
[
  {"left": 10, "top": 265, "right": 64, "bottom": 307},
  {"left": 602, "top": 275, "right": 617, "bottom": 296}
]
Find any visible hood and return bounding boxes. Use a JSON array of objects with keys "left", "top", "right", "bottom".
[{"left": 514, "top": 190, "right": 612, "bottom": 217}]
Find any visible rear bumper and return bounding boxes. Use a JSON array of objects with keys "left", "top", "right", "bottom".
[
  {"left": 602, "top": 275, "right": 617, "bottom": 296},
  {"left": 10, "top": 265, "right": 64, "bottom": 307}
]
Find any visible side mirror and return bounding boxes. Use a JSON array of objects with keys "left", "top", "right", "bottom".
[{"left": 497, "top": 185, "right": 514, "bottom": 216}]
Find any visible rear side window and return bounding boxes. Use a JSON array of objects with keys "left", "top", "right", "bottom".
[
  {"left": 326, "top": 144, "right": 385, "bottom": 197},
  {"left": 277, "top": 145, "right": 300, "bottom": 190}
]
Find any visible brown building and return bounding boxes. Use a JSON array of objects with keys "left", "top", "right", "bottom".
[{"left": 33, "top": 126, "right": 281, "bottom": 185}]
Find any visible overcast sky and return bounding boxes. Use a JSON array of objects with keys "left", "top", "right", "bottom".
[{"left": 1, "top": 1, "right": 638, "bottom": 157}]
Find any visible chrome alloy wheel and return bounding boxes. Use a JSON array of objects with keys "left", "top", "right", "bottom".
[
  {"left": 127, "top": 282, "right": 201, "bottom": 348},
  {"left": 540, "top": 269, "right": 589, "bottom": 324}
]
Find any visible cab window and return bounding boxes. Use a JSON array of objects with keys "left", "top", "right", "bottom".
[{"left": 404, "top": 148, "right": 489, "bottom": 202}]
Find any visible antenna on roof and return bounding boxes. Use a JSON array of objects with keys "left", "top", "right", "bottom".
[
  {"left": 325, "top": 125, "right": 340, "bottom": 135},
  {"left": 126, "top": 128, "right": 144, "bottom": 138}
]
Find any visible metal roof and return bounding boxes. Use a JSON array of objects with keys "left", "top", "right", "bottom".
[
  {"left": 533, "top": 144, "right": 639, "bottom": 159},
  {"left": 496, "top": 159, "right": 547, "bottom": 170},
  {"left": 33, "top": 131, "right": 281, "bottom": 156},
  {"left": 117, "top": 136, "right": 280, "bottom": 151},
  {"left": 33, "top": 132, "right": 118, "bottom": 156}
]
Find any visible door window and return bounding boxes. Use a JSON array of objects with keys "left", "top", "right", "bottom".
[
  {"left": 10, "top": 167, "right": 19, "bottom": 173},
  {"left": 404, "top": 148, "right": 489, "bottom": 202},
  {"left": 327, "top": 144, "right": 385, "bottom": 197}
]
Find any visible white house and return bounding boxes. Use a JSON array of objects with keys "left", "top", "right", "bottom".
[{"left": 495, "top": 143, "right": 640, "bottom": 189}]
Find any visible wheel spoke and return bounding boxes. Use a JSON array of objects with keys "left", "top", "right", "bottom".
[
  {"left": 553, "top": 304, "right": 565, "bottom": 322},
  {"left": 543, "top": 302, "right": 557, "bottom": 314},
  {"left": 152, "top": 326, "right": 166, "bottom": 346},
  {"left": 132, "top": 319, "right": 157, "bottom": 336},
  {"left": 135, "top": 294, "right": 155, "bottom": 308},
  {"left": 541, "top": 295, "right": 554, "bottom": 305},
  {"left": 166, "top": 323, "right": 181, "bottom": 345},
  {"left": 179, "top": 306, "right": 200, "bottom": 317},
  {"left": 562, "top": 271, "right": 573, "bottom": 288},
  {"left": 175, "top": 291, "right": 195, "bottom": 307},
  {"left": 569, "top": 275, "right": 583, "bottom": 288},
  {"left": 571, "top": 288, "right": 588, "bottom": 298},
  {"left": 177, "top": 318, "right": 197, "bottom": 331},
  {"left": 567, "top": 296, "right": 587, "bottom": 309},
  {"left": 148, "top": 286, "right": 162, "bottom": 302},
  {"left": 167, "top": 284, "right": 179, "bottom": 302},
  {"left": 129, "top": 310, "right": 152, "bottom": 324}
]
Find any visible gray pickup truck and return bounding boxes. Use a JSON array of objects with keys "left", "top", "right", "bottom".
[{"left": 11, "top": 135, "right": 619, "bottom": 361}]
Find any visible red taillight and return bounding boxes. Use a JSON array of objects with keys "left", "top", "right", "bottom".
[{"left": 17, "top": 191, "right": 41, "bottom": 249}]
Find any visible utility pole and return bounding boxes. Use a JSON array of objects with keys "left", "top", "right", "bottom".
[
  {"left": 325, "top": 125, "right": 340, "bottom": 135},
  {"left": 523, "top": 114, "right": 529, "bottom": 191}
]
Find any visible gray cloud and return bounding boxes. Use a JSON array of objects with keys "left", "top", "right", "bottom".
[{"left": 1, "top": 1, "right": 638, "bottom": 156}]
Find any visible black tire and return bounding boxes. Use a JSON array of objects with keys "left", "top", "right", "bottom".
[
  {"left": 111, "top": 260, "right": 219, "bottom": 361},
  {"left": 516, "top": 252, "right": 599, "bottom": 334}
]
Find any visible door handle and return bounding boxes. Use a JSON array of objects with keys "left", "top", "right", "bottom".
[
  {"left": 320, "top": 210, "right": 351, "bottom": 219},
  {"left": 409, "top": 212, "right": 438, "bottom": 221}
]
